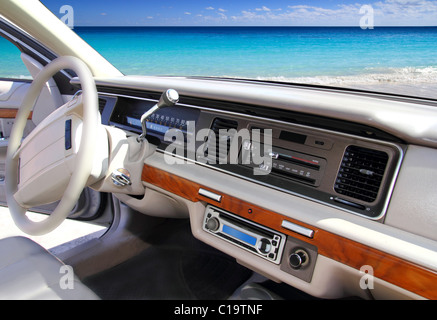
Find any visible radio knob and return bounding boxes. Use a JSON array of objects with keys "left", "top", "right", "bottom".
[
  {"left": 257, "top": 238, "right": 272, "bottom": 254},
  {"left": 289, "top": 250, "right": 308, "bottom": 269},
  {"left": 206, "top": 217, "right": 220, "bottom": 232}
]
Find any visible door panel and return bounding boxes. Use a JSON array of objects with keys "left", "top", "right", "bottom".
[{"left": 0, "top": 79, "right": 35, "bottom": 206}]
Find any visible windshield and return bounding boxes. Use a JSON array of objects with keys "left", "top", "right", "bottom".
[{"left": 42, "top": 1, "right": 437, "bottom": 99}]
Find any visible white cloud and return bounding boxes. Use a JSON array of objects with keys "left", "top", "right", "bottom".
[
  {"left": 228, "top": 1, "right": 437, "bottom": 26},
  {"left": 189, "top": 0, "right": 437, "bottom": 26},
  {"left": 218, "top": 12, "right": 228, "bottom": 20},
  {"left": 373, "top": 0, "right": 437, "bottom": 24},
  {"left": 202, "top": 7, "right": 229, "bottom": 22},
  {"left": 255, "top": 6, "right": 271, "bottom": 12},
  {"left": 228, "top": 4, "right": 361, "bottom": 25}
]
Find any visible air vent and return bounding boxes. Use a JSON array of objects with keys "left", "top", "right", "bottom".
[
  {"left": 204, "top": 118, "right": 238, "bottom": 163},
  {"left": 334, "top": 146, "right": 389, "bottom": 203},
  {"left": 98, "top": 98, "right": 107, "bottom": 114}
]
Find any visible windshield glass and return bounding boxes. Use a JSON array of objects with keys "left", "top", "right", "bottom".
[{"left": 42, "top": 1, "right": 437, "bottom": 100}]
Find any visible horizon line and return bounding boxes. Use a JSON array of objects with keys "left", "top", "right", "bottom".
[{"left": 72, "top": 25, "right": 437, "bottom": 28}]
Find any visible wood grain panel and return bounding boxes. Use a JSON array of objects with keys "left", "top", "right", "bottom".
[
  {"left": 0, "top": 109, "right": 32, "bottom": 119},
  {"left": 141, "top": 164, "right": 437, "bottom": 299}
]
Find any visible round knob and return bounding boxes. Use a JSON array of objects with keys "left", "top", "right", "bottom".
[
  {"left": 205, "top": 217, "right": 220, "bottom": 232},
  {"left": 257, "top": 238, "right": 272, "bottom": 255},
  {"left": 289, "top": 250, "right": 308, "bottom": 269},
  {"left": 158, "top": 89, "right": 179, "bottom": 108}
]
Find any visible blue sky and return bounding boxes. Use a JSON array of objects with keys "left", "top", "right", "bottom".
[{"left": 41, "top": 0, "right": 437, "bottom": 26}]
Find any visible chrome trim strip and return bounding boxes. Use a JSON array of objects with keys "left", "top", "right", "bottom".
[
  {"left": 281, "top": 220, "right": 314, "bottom": 238},
  {"left": 198, "top": 188, "right": 222, "bottom": 202}
]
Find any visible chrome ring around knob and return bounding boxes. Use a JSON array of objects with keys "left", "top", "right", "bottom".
[
  {"left": 257, "top": 238, "right": 272, "bottom": 255},
  {"left": 289, "top": 249, "right": 309, "bottom": 269},
  {"left": 205, "top": 217, "right": 220, "bottom": 232}
]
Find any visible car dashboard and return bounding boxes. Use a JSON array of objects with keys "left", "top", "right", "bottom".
[{"left": 78, "top": 75, "right": 437, "bottom": 300}]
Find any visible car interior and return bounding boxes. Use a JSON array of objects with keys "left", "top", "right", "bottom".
[{"left": 0, "top": 0, "right": 436, "bottom": 301}]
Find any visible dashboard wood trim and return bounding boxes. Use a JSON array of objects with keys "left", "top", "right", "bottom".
[
  {"left": 0, "top": 109, "right": 32, "bottom": 119},
  {"left": 141, "top": 164, "right": 437, "bottom": 299}
]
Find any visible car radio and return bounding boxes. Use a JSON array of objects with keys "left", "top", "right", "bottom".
[{"left": 202, "top": 205, "right": 286, "bottom": 264}]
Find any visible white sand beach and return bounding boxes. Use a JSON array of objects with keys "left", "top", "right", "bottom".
[{"left": 258, "top": 67, "right": 437, "bottom": 99}]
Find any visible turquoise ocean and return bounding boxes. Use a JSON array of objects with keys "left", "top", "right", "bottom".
[{"left": 2, "top": 27, "right": 437, "bottom": 96}]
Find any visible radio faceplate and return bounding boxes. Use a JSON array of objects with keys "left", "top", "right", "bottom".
[{"left": 203, "top": 205, "right": 286, "bottom": 264}]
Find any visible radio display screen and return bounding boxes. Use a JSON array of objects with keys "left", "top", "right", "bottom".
[{"left": 222, "top": 225, "right": 257, "bottom": 246}]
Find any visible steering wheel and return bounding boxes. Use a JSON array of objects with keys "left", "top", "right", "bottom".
[{"left": 6, "top": 56, "right": 100, "bottom": 236}]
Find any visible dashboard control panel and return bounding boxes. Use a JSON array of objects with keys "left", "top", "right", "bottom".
[{"left": 105, "top": 93, "right": 404, "bottom": 220}]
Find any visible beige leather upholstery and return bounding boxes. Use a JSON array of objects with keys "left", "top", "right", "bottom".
[{"left": 0, "top": 236, "right": 99, "bottom": 300}]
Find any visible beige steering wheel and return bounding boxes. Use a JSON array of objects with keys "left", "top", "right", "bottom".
[{"left": 6, "top": 56, "right": 100, "bottom": 236}]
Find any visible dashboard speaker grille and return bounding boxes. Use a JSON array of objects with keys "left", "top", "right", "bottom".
[
  {"left": 204, "top": 118, "right": 238, "bottom": 163},
  {"left": 335, "top": 145, "right": 388, "bottom": 203}
]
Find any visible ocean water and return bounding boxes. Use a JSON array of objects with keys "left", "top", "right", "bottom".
[
  {"left": 1, "top": 27, "right": 436, "bottom": 96},
  {"left": 73, "top": 27, "right": 437, "bottom": 77}
]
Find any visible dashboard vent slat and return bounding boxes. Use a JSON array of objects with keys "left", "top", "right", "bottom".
[
  {"left": 98, "top": 98, "right": 107, "bottom": 114},
  {"left": 204, "top": 117, "right": 238, "bottom": 163},
  {"left": 334, "top": 146, "right": 388, "bottom": 203}
]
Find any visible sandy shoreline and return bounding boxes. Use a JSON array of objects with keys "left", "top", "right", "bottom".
[
  {"left": 256, "top": 67, "right": 437, "bottom": 100},
  {"left": 258, "top": 78, "right": 437, "bottom": 99}
]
